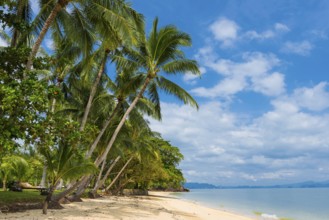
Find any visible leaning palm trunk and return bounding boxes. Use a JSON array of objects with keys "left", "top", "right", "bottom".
[
  {"left": 90, "top": 156, "right": 120, "bottom": 197},
  {"left": 52, "top": 178, "right": 84, "bottom": 202},
  {"left": 79, "top": 53, "right": 108, "bottom": 131},
  {"left": 95, "top": 77, "right": 152, "bottom": 166},
  {"left": 68, "top": 175, "right": 93, "bottom": 201},
  {"left": 26, "top": 2, "right": 64, "bottom": 70},
  {"left": 95, "top": 160, "right": 106, "bottom": 188},
  {"left": 85, "top": 103, "right": 121, "bottom": 158},
  {"left": 105, "top": 156, "right": 133, "bottom": 192}
]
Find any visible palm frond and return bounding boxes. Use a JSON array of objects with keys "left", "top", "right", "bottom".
[
  {"left": 157, "top": 76, "right": 199, "bottom": 109},
  {"left": 162, "top": 59, "right": 200, "bottom": 75}
]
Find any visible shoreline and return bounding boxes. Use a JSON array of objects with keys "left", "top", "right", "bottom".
[{"left": 1, "top": 191, "right": 255, "bottom": 220}]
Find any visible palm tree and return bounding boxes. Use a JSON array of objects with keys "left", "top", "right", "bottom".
[
  {"left": 0, "top": 155, "right": 29, "bottom": 190},
  {"left": 26, "top": 0, "right": 143, "bottom": 70},
  {"left": 39, "top": 134, "right": 97, "bottom": 214},
  {"left": 9, "top": 0, "right": 33, "bottom": 47},
  {"left": 95, "top": 17, "right": 200, "bottom": 167}
]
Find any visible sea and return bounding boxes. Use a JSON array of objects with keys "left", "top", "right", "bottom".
[{"left": 172, "top": 188, "right": 329, "bottom": 220}]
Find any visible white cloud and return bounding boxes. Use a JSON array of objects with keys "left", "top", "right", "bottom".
[
  {"left": 148, "top": 98, "right": 329, "bottom": 185},
  {"left": 293, "top": 82, "right": 329, "bottom": 111},
  {"left": 309, "top": 30, "right": 327, "bottom": 39},
  {"left": 244, "top": 30, "right": 275, "bottom": 40},
  {"left": 192, "top": 52, "right": 285, "bottom": 98},
  {"left": 244, "top": 22, "right": 289, "bottom": 41},
  {"left": 208, "top": 18, "right": 289, "bottom": 48},
  {"left": 281, "top": 40, "right": 313, "bottom": 56},
  {"left": 274, "top": 23, "right": 290, "bottom": 32},
  {"left": 209, "top": 18, "right": 239, "bottom": 47},
  {"left": 251, "top": 72, "right": 285, "bottom": 96}
]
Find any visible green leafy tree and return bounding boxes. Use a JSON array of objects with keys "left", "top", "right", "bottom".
[{"left": 0, "top": 47, "right": 50, "bottom": 154}]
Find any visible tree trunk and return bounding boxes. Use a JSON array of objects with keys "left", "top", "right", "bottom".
[
  {"left": 94, "top": 77, "right": 152, "bottom": 166},
  {"left": 105, "top": 157, "right": 133, "bottom": 192},
  {"left": 40, "top": 98, "right": 56, "bottom": 188},
  {"left": 68, "top": 175, "right": 93, "bottom": 201},
  {"left": 85, "top": 103, "right": 121, "bottom": 158},
  {"left": 42, "top": 183, "right": 58, "bottom": 215},
  {"left": 95, "top": 160, "right": 106, "bottom": 188},
  {"left": 52, "top": 178, "right": 83, "bottom": 202},
  {"left": 2, "top": 179, "right": 6, "bottom": 191},
  {"left": 26, "top": 3, "right": 63, "bottom": 71},
  {"left": 10, "top": 0, "right": 24, "bottom": 47},
  {"left": 40, "top": 163, "right": 47, "bottom": 188},
  {"left": 90, "top": 156, "right": 120, "bottom": 196},
  {"left": 79, "top": 54, "right": 108, "bottom": 132}
]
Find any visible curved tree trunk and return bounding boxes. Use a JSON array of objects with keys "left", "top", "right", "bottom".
[
  {"left": 105, "top": 156, "right": 133, "bottom": 192},
  {"left": 26, "top": 3, "right": 63, "bottom": 70},
  {"left": 52, "top": 178, "right": 83, "bottom": 202},
  {"left": 94, "top": 77, "right": 152, "bottom": 166},
  {"left": 85, "top": 102, "right": 121, "bottom": 158},
  {"left": 79, "top": 53, "right": 108, "bottom": 131},
  {"left": 52, "top": 76, "right": 151, "bottom": 201},
  {"left": 68, "top": 175, "right": 93, "bottom": 201},
  {"left": 90, "top": 156, "right": 120, "bottom": 196}
]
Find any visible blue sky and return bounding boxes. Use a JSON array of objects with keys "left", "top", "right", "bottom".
[
  {"left": 2, "top": 1, "right": 329, "bottom": 186},
  {"left": 131, "top": 0, "right": 329, "bottom": 186}
]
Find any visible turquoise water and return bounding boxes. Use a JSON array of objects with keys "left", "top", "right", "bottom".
[{"left": 172, "top": 188, "right": 329, "bottom": 220}]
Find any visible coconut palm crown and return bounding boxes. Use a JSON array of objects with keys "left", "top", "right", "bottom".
[{"left": 115, "top": 17, "right": 200, "bottom": 112}]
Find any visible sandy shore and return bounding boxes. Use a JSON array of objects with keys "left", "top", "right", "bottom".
[{"left": 1, "top": 191, "right": 255, "bottom": 220}]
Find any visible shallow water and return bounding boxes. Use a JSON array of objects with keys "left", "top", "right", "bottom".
[{"left": 173, "top": 188, "right": 329, "bottom": 220}]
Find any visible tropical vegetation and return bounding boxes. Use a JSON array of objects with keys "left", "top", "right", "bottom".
[{"left": 0, "top": 0, "right": 199, "bottom": 215}]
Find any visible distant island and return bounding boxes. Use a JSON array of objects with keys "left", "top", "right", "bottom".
[{"left": 184, "top": 180, "right": 329, "bottom": 189}]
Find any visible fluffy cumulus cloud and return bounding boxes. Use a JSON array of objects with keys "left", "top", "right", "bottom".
[
  {"left": 192, "top": 51, "right": 285, "bottom": 98},
  {"left": 244, "top": 23, "right": 290, "bottom": 40},
  {"left": 281, "top": 40, "right": 313, "bottom": 56},
  {"left": 149, "top": 99, "right": 329, "bottom": 185},
  {"left": 292, "top": 82, "right": 329, "bottom": 111},
  {"left": 208, "top": 17, "right": 289, "bottom": 47},
  {"left": 209, "top": 18, "right": 239, "bottom": 47}
]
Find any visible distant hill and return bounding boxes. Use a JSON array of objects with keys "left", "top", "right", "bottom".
[
  {"left": 184, "top": 180, "right": 329, "bottom": 189},
  {"left": 184, "top": 182, "right": 218, "bottom": 189}
]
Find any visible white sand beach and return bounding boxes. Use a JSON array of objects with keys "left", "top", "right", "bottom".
[{"left": 1, "top": 191, "right": 255, "bottom": 220}]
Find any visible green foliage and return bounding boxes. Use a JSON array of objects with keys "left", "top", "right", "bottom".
[
  {"left": 0, "top": 47, "right": 50, "bottom": 154},
  {"left": 37, "top": 118, "right": 97, "bottom": 185},
  {"left": 148, "top": 139, "right": 185, "bottom": 190},
  {"left": 0, "top": 1, "right": 199, "bottom": 201}
]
